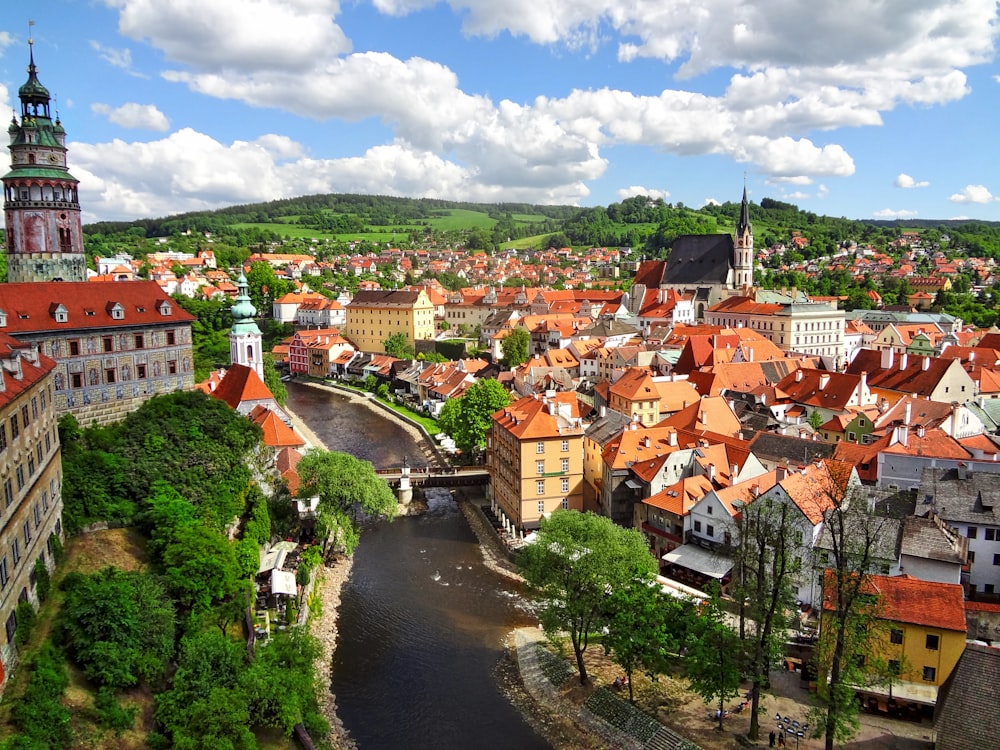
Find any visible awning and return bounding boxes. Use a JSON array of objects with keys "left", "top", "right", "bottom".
[
  {"left": 258, "top": 548, "right": 287, "bottom": 575},
  {"left": 271, "top": 569, "right": 297, "bottom": 597},
  {"left": 662, "top": 543, "right": 733, "bottom": 579},
  {"left": 625, "top": 478, "right": 644, "bottom": 490}
]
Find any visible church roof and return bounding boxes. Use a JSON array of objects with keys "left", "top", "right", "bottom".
[
  {"left": 664, "top": 234, "right": 735, "bottom": 285},
  {"left": 209, "top": 364, "right": 274, "bottom": 409}
]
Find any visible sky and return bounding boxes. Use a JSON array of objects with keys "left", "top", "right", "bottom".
[{"left": 0, "top": 0, "right": 998, "bottom": 225}]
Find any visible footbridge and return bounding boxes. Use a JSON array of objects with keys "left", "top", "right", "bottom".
[{"left": 375, "top": 466, "right": 490, "bottom": 488}]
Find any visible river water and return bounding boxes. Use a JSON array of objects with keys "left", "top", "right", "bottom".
[{"left": 285, "top": 383, "right": 549, "bottom": 750}]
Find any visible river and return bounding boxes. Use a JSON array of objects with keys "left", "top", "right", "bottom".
[{"left": 285, "top": 382, "right": 549, "bottom": 750}]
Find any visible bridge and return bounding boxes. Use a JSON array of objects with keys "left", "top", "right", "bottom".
[{"left": 374, "top": 466, "right": 490, "bottom": 488}]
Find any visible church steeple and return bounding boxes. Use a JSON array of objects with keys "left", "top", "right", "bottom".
[
  {"left": 4, "top": 34, "right": 86, "bottom": 282},
  {"left": 733, "top": 184, "right": 754, "bottom": 289},
  {"left": 229, "top": 273, "right": 264, "bottom": 379}
]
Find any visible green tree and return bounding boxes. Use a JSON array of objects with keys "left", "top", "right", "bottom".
[
  {"left": 162, "top": 524, "right": 244, "bottom": 612},
  {"left": 296, "top": 449, "right": 398, "bottom": 555},
  {"left": 602, "top": 579, "right": 693, "bottom": 703},
  {"left": 383, "top": 331, "right": 414, "bottom": 359},
  {"left": 520, "top": 510, "right": 657, "bottom": 685},
  {"left": 500, "top": 327, "right": 531, "bottom": 368},
  {"left": 437, "top": 378, "right": 511, "bottom": 456},
  {"left": 60, "top": 568, "right": 176, "bottom": 689},
  {"left": 246, "top": 261, "right": 294, "bottom": 312},
  {"left": 263, "top": 353, "right": 287, "bottom": 405},
  {"left": 808, "top": 410, "right": 824, "bottom": 431},
  {"left": 684, "top": 582, "right": 743, "bottom": 732}
]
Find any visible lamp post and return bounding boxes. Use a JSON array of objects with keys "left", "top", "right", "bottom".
[{"left": 775, "top": 713, "right": 808, "bottom": 749}]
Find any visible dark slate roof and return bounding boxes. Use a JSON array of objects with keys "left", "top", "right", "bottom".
[
  {"left": 747, "top": 432, "right": 836, "bottom": 465},
  {"left": 664, "top": 235, "right": 735, "bottom": 285},
  {"left": 920, "top": 467, "right": 1000, "bottom": 526},
  {"left": 934, "top": 643, "right": 1000, "bottom": 750},
  {"left": 585, "top": 408, "right": 632, "bottom": 447},
  {"left": 899, "top": 514, "right": 968, "bottom": 565}
]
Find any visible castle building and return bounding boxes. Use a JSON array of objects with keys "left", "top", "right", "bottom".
[
  {"left": 3, "top": 39, "right": 86, "bottom": 283},
  {"left": 0, "top": 332, "right": 63, "bottom": 689},
  {"left": 628, "top": 187, "right": 755, "bottom": 320}
]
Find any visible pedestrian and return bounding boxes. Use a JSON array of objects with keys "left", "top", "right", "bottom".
[
  {"left": 778, "top": 730, "right": 785, "bottom": 747},
  {"left": 769, "top": 730, "right": 776, "bottom": 747}
]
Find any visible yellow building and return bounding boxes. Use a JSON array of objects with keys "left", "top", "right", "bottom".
[
  {"left": 0, "top": 334, "right": 63, "bottom": 690},
  {"left": 486, "top": 392, "right": 585, "bottom": 534},
  {"left": 343, "top": 289, "right": 434, "bottom": 354},
  {"left": 822, "top": 573, "right": 966, "bottom": 710}
]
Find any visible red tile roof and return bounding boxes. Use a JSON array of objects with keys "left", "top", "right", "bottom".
[
  {"left": 822, "top": 572, "right": 966, "bottom": 632},
  {"left": 209, "top": 364, "right": 275, "bottom": 409}
]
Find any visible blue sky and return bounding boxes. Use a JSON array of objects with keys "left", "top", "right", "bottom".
[{"left": 1, "top": 0, "right": 998, "bottom": 224}]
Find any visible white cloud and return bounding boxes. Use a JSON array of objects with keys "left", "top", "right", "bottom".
[
  {"left": 91, "top": 102, "right": 170, "bottom": 131},
  {"left": 701, "top": 198, "right": 721, "bottom": 207},
  {"left": 784, "top": 191, "right": 810, "bottom": 201},
  {"left": 872, "top": 208, "right": 918, "bottom": 219},
  {"left": 816, "top": 184, "right": 829, "bottom": 199},
  {"left": 949, "top": 184, "right": 996, "bottom": 204},
  {"left": 616, "top": 186, "right": 670, "bottom": 201},
  {"left": 895, "top": 173, "right": 929, "bottom": 189},
  {"left": 89, "top": 41, "right": 147, "bottom": 77}
]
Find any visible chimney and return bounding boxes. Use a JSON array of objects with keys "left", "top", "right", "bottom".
[
  {"left": 600, "top": 405, "right": 607, "bottom": 418},
  {"left": 922, "top": 356, "right": 931, "bottom": 371},
  {"left": 951, "top": 402, "right": 960, "bottom": 436},
  {"left": 970, "top": 350, "right": 976, "bottom": 362},
  {"left": 668, "top": 430, "right": 677, "bottom": 447},
  {"left": 747, "top": 347, "right": 754, "bottom": 363},
  {"left": 916, "top": 425, "right": 926, "bottom": 438},
  {"left": 630, "top": 421, "right": 638, "bottom": 431},
  {"left": 643, "top": 436, "right": 651, "bottom": 448},
  {"left": 795, "top": 369, "right": 803, "bottom": 382},
  {"left": 859, "top": 370, "right": 868, "bottom": 394},
  {"left": 730, "top": 462, "right": 739, "bottom": 479},
  {"left": 819, "top": 373, "right": 830, "bottom": 390},
  {"left": 899, "top": 352, "right": 908, "bottom": 370},
  {"left": 881, "top": 348, "right": 895, "bottom": 369},
  {"left": 897, "top": 423, "right": 909, "bottom": 447},
  {"left": 903, "top": 401, "right": 912, "bottom": 426},
  {"left": 707, "top": 463, "right": 716, "bottom": 482},
  {"left": 776, "top": 459, "right": 788, "bottom": 481}
]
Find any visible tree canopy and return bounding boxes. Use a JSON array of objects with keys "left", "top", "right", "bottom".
[
  {"left": 437, "top": 378, "right": 511, "bottom": 455},
  {"left": 519, "top": 510, "right": 657, "bottom": 685},
  {"left": 500, "top": 327, "right": 531, "bottom": 368}
]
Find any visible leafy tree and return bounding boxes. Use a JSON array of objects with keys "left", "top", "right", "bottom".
[
  {"left": 162, "top": 524, "right": 244, "bottom": 612},
  {"left": 263, "top": 353, "right": 287, "bottom": 405},
  {"left": 500, "top": 327, "right": 531, "bottom": 368},
  {"left": 296, "top": 449, "right": 398, "bottom": 555},
  {"left": 810, "top": 492, "right": 898, "bottom": 750},
  {"left": 684, "top": 582, "right": 743, "bottom": 732},
  {"left": 520, "top": 510, "right": 657, "bottom": 685},
  {"left": 14, "top": 600, "right": 36, "bottom": 647},
  {"left": 383, "top": 331, "right": 414, "bottom": 359},
  {"left": 7, "top": 642, "right": 72, "bottom": 748},
  {"left": 437, "top": 378, "right": 511, "bottom": 456},
  {"left": 602, "top": 579, "right": 693, "bottom": 703},
  {"left": 808, "top": 410, "right": 824, "bottom": 431},
  {"left": 246, "top": 261, "right": 294, "bottom": 312},
  {"left": 33, "top": 557, "right": 51, "bottom": 603},
  {"left": 60, "top": 568, "right": 176, "bottom": 689},
  {"left": 731, "top": 496, "right": 799, "bottom": 740}
]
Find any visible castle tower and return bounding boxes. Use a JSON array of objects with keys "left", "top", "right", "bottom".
[
  {"left": 3, "top": 38, "right": 86, "bottom": 283},
  {"left": 733, "top": 185, "right": 754, "bottom": 289},
  {"left": 230, "top": 273, "right": 264, "bottom": 379}
]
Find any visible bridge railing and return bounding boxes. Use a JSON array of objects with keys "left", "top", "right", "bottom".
[{"left": 375, "top": 465, "right": 487, "bottom": 475}]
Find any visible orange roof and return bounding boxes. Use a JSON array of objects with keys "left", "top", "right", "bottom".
[
  {"left": 248, "top": 405, "right": 306, "bottom": 448},
  {"left": 209, "top": 364, "right": 275, "bottom": 409},
  {"left": 645, "top": 475, "right": 715, "bottom": 515},
  {"left": 822, "top": 572, "right": 966, "bottom": 632},
  {"left": 491, "top": 392, "right": 583, "bottom": 441},
  {"left": 0, "top": 333, "right": 57, "bottom": 409}
]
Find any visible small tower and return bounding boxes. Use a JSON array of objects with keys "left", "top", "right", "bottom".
[
  {"left": 734, "top": 185, "right": 754, "bottom": 289},
  {"left": 230, "top": 273, "right": 264, "bottom": 380},
  {"left": 3, "top": 36, "right": 86, "bottom": 282},
  {"left": 397, "top": 455, "right": 413, "bottom": 505}
]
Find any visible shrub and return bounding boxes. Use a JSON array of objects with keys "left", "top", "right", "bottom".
[
  {"left": 34, "top": 558, "right": 51, "bottom": 604},
  {"left": 14, "top": 600, "right": 36, "bottom": 648},
  {"left": 49, "top": 532, "right": 64, "bottom": 562},
  {"left": 9, "top": 642, "right": 72, "bottom": 747},
  {"left": 93, "top": 687, "right": 137, "bottom": 733}
]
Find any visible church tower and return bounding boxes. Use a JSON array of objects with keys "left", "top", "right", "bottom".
[
  {"left": 3, "top": 38, "right": 86, "bottom": 283},
  {"left": 230, "top": 273, "right": 264, "bottom": 380},
  {"left": 733, "top": 186, "right": 754, "bottom": 289}
]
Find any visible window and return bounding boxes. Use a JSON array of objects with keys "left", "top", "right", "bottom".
[
  {"left": 0, "top": 424, "right": 6, "bottom": 452},
  {"left": 167, "top": 360, "right": 177, "bottom": 374},
  {"left": 986, "top": 584, "right": 995, "bottom": 594},
  {"left": 102, "top": 336, "right": 114, "bottom": 353},
  {"left": 925, "top": 634, "right": 939, "bottom": 651},
  {"left": 106, "top": 368, "right": 116, "bottom": 383},
  {"left": 968, "top": 550, "right": 976, "bottom": 563},
  {"left": 3, "top": 479, "right": 11, "bottom": 508},
  {"left": 41, "top": 491, "right": 48, "bottom": 513},
  {"left": 31, "top": 397, "right": 37, "bottom": 420},
  {"left": 537, "top": 500, "right": 545, "bottom": 514},
  {"left": 0, "top": 556, "right": 7, "bottom": 587},
  {"left": 561, "top": 498, "right": 569, "bottom": 510},
  {"left": 707, "top": 505, "right": 713, "bottom": 515},
  {"left": 561, "top": 440, "right": 569, "bottom": 452},
  {"left": 561, "top": 458, "right": 569, "bottom": 473},
  {"left": 536, "top": 480, "right": 545, "bottom": 495},
  {"left": 134, "top": 334, "right": 145, "bottom": 349},
  {"left": 23, "top": 520, "right": 31, "bottom": 545},
  {"left": 167, "top": 330, "right": 176, "bottom": 346},
  {"left": 9, "top": 414, "right": 18, "bottom": 440},
  {"left": 888, "top": 660, "right": 900, "bottom": 676},
  {"left": 987, "top": 529, "right": 997, "bottom": 541},
  {"left": 968, "top": 526, "right": 978, "bottom": 539},
  {"left": 20, "top": 406, "right": 28, "bottom": 428},
  {"left": 33, "top": 503, "right": 40, "bottom": 528},
  {"left": 69, "top": 340, "right": 80, "bottom": 356},
  {"left": 707, "top": 524, "right": 715, "bottom": 537},
  {"left": 536, "top": 442, "right": 544, "bottom": 454},
  {"left": 994, "top": 553, "right": 1000, "bottom": 566},
  {"left": 922, "top": 666, "right": 936, "bottom": 682},
  {"left": 71, "top": 372, "right": 82, "bottom": 388},
  {"left": 15, "top": 466, "right": 24, "bottom": 490},
  {"left": 27, "top": 455, "right": 34, "bottom": 476},
  {"left": 890, "top": 629, "right": 903, "bottom": 644},
  {"left": 12, "top": 539, "right": 20, "bottom": 566},
  {"left": 536, "top": 461, "right": 545, "bottom": 474},
  {"left": 694, "top": 520, "right": 702, "bottom": 533},
  {"left": 561, "top": 478, "right": 569, "bottom": 493},
  {"left": 137, "top": 364, "right": 147, "bottom": 379},
  {"left": 5, "top": 611, "right": 15, "bottom": 645}
]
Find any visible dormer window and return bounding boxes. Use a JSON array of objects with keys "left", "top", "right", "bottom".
[
  {"left": 49, "top": 303, "right": 68, "bottom": 324},
  {"left": 0, "top": 311, "right": 6, "bottom": 328},
  {"left": 107, "top": 302, "right": 125, "bottom": 321},
  {"left": 158, "top": 301, "right": 172, "bottom": 316}
]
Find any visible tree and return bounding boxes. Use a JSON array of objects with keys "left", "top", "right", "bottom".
[
  {"left": 500, "top": 327, "right": 531, "bottom": 368},
  {"left": 519, "top": 510, "right": 657, "bottom": 685},
  {"left": 162, "top": 524, "right": 244, "bottom": 612},
  {"left": 731, "top": 496, "right": 799, "bottom": 741},
  {"left": 60, "top": 568, "right": 176, "bottom": 689},
  {"left": 808, "top": 410, "right": 824, "bottom": 431},
  {"left": 437, "top": 378, "right": 511, "bottom": 456},
  {"left": 602, "top": 579, "right": 693, "bottom": 703},
  {"left": 810, "top": 492, "right": 898, "bottom": 750},
  {"left": 263, "top": 353, "right": 287, "bottom": 405},
  {"left": 246, "top": 261, "right": 294, "bottom": 312},
  {"left": 684, "top": 582, "right": 744, "bottom": 732},
  {"left": 296, "top": 449, "right": 398, "bottom": 555},
  {"left": 383, "top": 331, "right": 414, "bottom": 359}
]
